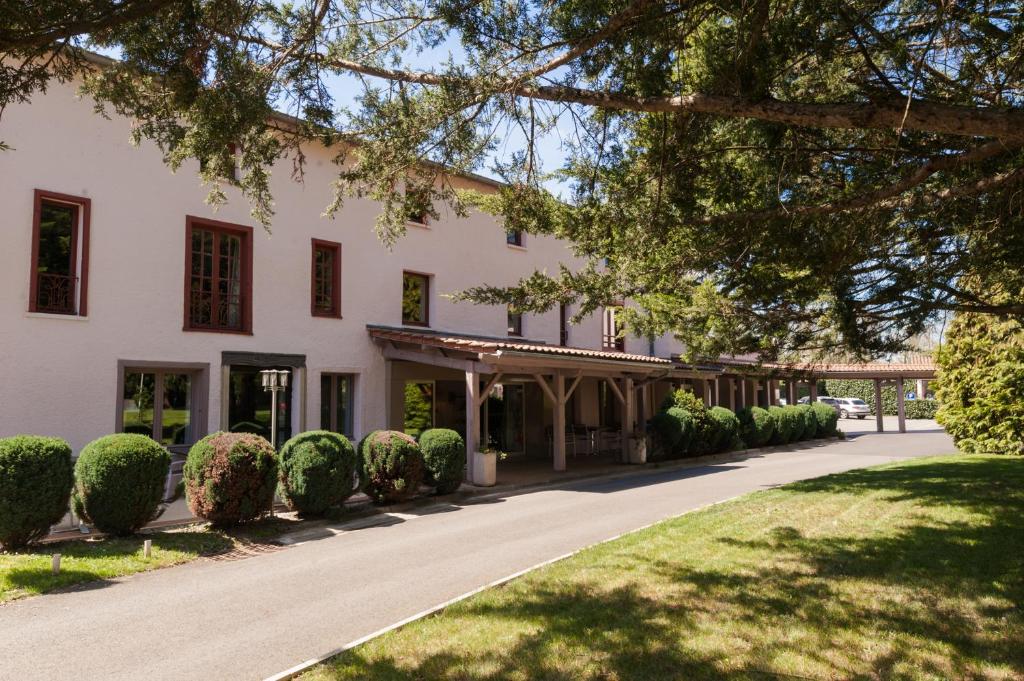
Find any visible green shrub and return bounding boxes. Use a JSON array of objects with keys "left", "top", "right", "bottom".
[
  {"left": 785, "top": 406, "right": 807, "bottom": 441},
  {"left": 905, "top": 399, "right": 938, "bottom": 420},
  {"left": 935, "top": 303, "right": 1024, "bottom": 454},
  {"left": 359, "top": 430, "right": 425, "bottom": 503},
  {"left": 664, "top": 389, "right": 718, "bottom": 455},
  {"left": 768, "top": 406, "right": 795, "bottom": 444},
  {"left": 795, "top": 404, "right": 818, "bottom": 439},
  {"left": 650, "top": 407, "right": 693, "bottom": 459},
  {"left": 812, "top": 403, "right": 839, "bottom": 437},
  {"left": 183, "top": 432, "right": 277, "bottom": 526},
  {"left": 418, "top": 428, "right": 465, "bottom": 494},
  {"left": 0, "top": 436, "right": 73, "bottom": 549},
  {"left": 737, "top": 407, "right": 774, "bottom": 448},
  {"left": 72, "top": 434, "right": 170, "bottom": 536},
  {"left": 708, "top": 407, "right": 740, "bottom": 452},
  {"left": 278, "top": 431, "right": 357, "bottom": 516}
]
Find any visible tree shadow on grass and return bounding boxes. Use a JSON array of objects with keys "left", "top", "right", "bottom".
[{"left": 325, "top": 457, "right": 1024, "bottom": 680}]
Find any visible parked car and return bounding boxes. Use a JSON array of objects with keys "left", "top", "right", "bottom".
[
  {"left": 796, "top": 395, "right": 841, "bottom": 413},
  {"left": 835, "top": 397, "right": 872, "bottom": 419}
]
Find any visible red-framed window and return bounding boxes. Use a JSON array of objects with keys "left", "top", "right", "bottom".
[
  {"left": 184, "top": 216, "right": 253, "bottom": 334},
  {"left": 559, "top": 303, "right": 570, "bottom": 346},
  {"left": 311, "top": 239, "right": 342, "bottom": 318},
  {"left": 402, "top": 271, "right": 430, "bottom": 326},
  {"left": 29, "top": 189, "right": 91, "bottom": 316},
  {"left": 602, "top": 305, "right": 625, "bottom": 352}
]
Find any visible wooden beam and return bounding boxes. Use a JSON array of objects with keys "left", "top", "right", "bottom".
[
  {"left": 383, "top": 345, "right": 490, "bottom": 374},
  {"left": 605, "top": 376, "right": 625, "bottom": 405},
  {"left": 874, "top": 379, "right": 884, "bottom": 433},
  {"left": 564, "top": 371, "right": 584, "bottom": 402},
  {"left": 553, "top": 373, "right": 566, "bottom": 472},
  {"left": 476, "top": 372, "right": 503, "bottom": 408},
  {"left": 465, "top": 369, "right": 479, "bottom": 481},
  {"left": 621, "top": 377, "right": 635, "bottom": 463},
  {"left": 532, "top": 373, "right": 556, "bottom": 404},
  {"left": 896, "top": 377, "right": 907, "bottom": 433}
]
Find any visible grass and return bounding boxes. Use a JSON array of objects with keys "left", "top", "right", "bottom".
[
  {"left": 0, "top": 527, "right": 233, "bottom": 603},
  {"left": 302, "top": 455, "right": 1024, "bottom": 680}
]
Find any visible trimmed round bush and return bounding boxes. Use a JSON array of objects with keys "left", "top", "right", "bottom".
[
  {"left": 768, "top": 406, "right": 794, "bottom": 444},
  {"left": 651, "top": 407, "right": 693, "bottom": 459},
  {"left": 737, "top": 406, "right": 774, "bottom": 448},
  {"left": 418, "top": 428, "right": 465, "bottom": 494},
  {"left": 359, "top": 430, "right": 425, "bottom": 504},
  {"left": 708, "top": 407, "right": 740, "bottom": 452},
  {"left": 786, "top": 405, "right": 807, "bottom": 441},
  {"left": 278, "top": 431, "right": 357, "bottom": 516},
  {"left": 72, "top": 434, "right": 171, "bottom": 536},
  {"left": 795, "top": 405, "right": 818, "bottom": 440},
  {"left": 812, "top": 402, "right": 839, "bottom": 437},
  {"left": 183, "top": 432, "right": 277, "bottom": 526},
  {"left": 0, "top": 436, "right": 73, "bottom": 549}
]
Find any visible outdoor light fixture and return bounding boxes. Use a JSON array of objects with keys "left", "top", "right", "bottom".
[{"left": 259, "top": 369, "right": 290, "bottom": 450}]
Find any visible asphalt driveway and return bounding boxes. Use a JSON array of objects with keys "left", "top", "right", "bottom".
[{"left": 0, "top": 429, "right": 954, "bottom": 681}]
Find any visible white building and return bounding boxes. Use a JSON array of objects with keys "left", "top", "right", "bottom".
[{"left": 9, "top": 66, "right": 905, "bottom": 486}]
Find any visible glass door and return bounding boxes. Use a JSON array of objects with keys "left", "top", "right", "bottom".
[{"left": 228, "top": 365, "right": 292, "bottom": 446}]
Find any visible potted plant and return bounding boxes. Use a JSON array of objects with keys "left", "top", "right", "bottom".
[
  {"left": 472, "top": 447, "right": 505, "bottom": 487},
  {"left": 626, "top": 432, "right": 647, "bottom": 464}
]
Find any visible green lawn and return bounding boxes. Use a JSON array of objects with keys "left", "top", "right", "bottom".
[
  {"left": 303, "top": 455, "right": 1024, "bottom": 680},
  {"left": 0, "top": 528, "right": 233, "bottom": 603}
]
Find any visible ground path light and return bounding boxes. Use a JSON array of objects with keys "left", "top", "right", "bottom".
[{"left": 260, "top": 368, "right": 290, "bottom": 518}]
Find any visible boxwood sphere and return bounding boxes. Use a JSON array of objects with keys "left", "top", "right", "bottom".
[
  {"left": 184, "top": 432, "right": 277, "bottom": 526},
  {"left": 812, "top": 402, "right": 840, "bottom": 436},
  {"left": 418, "top": 428, "right": 465, "bottom": 494},
  {"left": 708, "top": 406, "right": 741, "bottom": 452},
  {"left": 278, "top": 431, "right": 357, "bottom": 515},
  {"left": 359, "top": 430, "right": 424, "bottom": 504},
  {"left": 795, "top": 404, "right": 819, "bottom": 439},
  {"left": 0, "top": 435, "right": 73, "bottom": 549},
  {"left": 737, "top": 406, "right": 775, "bottom": 448},
  {"left": 73, "top": 434, "right": 171, "bottom": 536}
]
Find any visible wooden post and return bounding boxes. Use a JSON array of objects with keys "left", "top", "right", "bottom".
[
  {"left": 553, "top": 372, "right": 566, "bottom": 471},
  {"left": 465, "top": 369, "right": 479, "bottom": 481},
  {"left": 916, "top": 379, "right": 926, "bottom": 399},
  {"left": 726, "top": 378, "right": 736, "bottom": 410},
  {"left": 702, "top": 379, "right": 712, "bottom": 407},
  {"left": 621, "top": 377, "right": 635, "bottom": 463},
  {"left": 737, "top": 378, "right": 746, "bottom": 408},
  {"left": 809, "top": 381, "right": 818, "bottom": 401},
  {"left": 874, "top": 379, "right": 884, "bottom": 433},
  {"left": 896, "top": 377, "right": 907, "bottom": 433},
  {"left": 787, "top": 380, "right": 797, "bottom": 406}
]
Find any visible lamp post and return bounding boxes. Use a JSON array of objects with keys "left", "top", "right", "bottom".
[{"left": 259, "top": 369, "right": 290, "bottom": 450}]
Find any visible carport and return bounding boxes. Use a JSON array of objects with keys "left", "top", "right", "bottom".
[{"left": 368, "top": 325, "right": 672, "bottom": 481}]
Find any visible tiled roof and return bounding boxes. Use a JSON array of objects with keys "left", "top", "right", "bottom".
[{"left": 367, "top": 325, "right": 671, "bottom": 365}]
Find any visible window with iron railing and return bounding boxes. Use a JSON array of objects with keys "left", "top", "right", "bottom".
[
  {"left": 602, "top": 305, "right": 625, "bottom": 352},
  {"left": 29, "top": 191, "right": 90, "bottom": 316},
  {"left": 185, "top": 217, "right": 253, "bottom": 333}
]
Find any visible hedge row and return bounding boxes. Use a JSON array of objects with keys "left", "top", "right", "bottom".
[
  {"left": 651, "top": 390, "right": 839, "bottom": 460},
  {"left": 1, "top": 426, "right": 468, "bottom": 547}
]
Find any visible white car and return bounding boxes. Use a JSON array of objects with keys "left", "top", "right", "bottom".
[{"left": 835, "top": 397, "right": 872, "bottom": 419}]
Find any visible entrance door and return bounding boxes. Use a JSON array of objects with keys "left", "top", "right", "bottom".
[
  {"left": 486, "top": 384, "right": 525, "bottom": 456},
  {"left": 227, "top": 365, "right": 292, "bottom": 445}
]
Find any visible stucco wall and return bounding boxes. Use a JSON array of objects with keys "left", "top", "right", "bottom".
[{"left": 0, "top": 77, "right": 685, "bottom": 452}]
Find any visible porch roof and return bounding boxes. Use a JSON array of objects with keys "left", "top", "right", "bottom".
[
  {"left": 367, "top": 324, "right": 672, "bottom": 373},
  {"left": 703, "top": 354, "right": 937, "bottom": 380}
]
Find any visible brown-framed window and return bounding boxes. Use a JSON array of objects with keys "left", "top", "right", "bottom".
[
  {"left": 506, "top": 229, "right": 524, "bottom": 247},
  {"left": 117, "top": 363, "right": 208, "bottom": 449},
  {"left": 402, "top": 271, "right": 430, "bottom": 326},
  {"left": 559, "top": 303, "right": 570, "bottom": 347},
  {"left": 406, "top": 188, "right": 430, "bottom": 226},
  {"left": 602, "top": 305, "right": 625, "bottom": 352},
  {"left": 184, "top": 216, "right": 253, "bottom": 334},
  {"left": 507, "top": 306, "right": 523, "bottom": 336},
  {"left": 311, "top": 239, "right": 341, "bottom": 318},
  {"left": 320, "top": 373, "right": 355, "bottom": 437},
  {"left": 29, "top": 189, "right": 90, "bottom": 316}
]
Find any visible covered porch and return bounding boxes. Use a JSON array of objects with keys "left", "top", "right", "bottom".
[{"left": 368, "top": 325, "right": 672, "bottom": 483}]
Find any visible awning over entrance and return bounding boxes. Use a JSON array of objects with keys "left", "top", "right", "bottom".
[{"left": 368, "top": 325, "right": 672, "bottom": 481}]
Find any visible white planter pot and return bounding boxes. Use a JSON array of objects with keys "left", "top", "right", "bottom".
[
  {"left": 472, "top": 451, "right": 497, "bottom": 486},
  {"left": 627, "top": 436, "right": 647, "bottom": 464}
]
